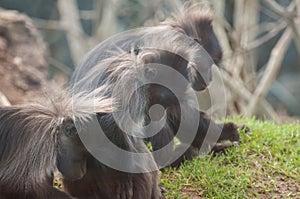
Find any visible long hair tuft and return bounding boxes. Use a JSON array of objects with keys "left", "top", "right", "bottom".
[{"left": 0, "top": 85, "right": 113, "bottom": 194}]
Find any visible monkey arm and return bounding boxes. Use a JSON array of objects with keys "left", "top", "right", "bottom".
[{"left": 170, "top": 107, "right": 242, "bottom": 167}]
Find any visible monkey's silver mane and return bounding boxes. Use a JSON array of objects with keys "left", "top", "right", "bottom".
[
  {"left": 0, "top": 86, "right": 112, "bottom": 193},
  {"left": 70, "top": 24, "right": 214, "bottom": 101},
  {"left": 69, "top": 25, "right": 214, "bottom": 138}
]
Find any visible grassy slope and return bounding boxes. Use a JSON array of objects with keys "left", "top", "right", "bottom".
[{"left": 160, "top": 118, "right": 300, "bottom": 199}]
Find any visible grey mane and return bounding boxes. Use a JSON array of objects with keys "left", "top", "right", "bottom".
[{"left": 0, "top": 87, "right": 113, "bottom": 193}]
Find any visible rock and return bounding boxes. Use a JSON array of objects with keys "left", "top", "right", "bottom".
[{"left": 0, "top": 9, "right": 49, "bottom": 105}]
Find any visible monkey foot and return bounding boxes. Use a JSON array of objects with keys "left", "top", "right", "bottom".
[
  {"left": 211, "top": 141, "right": 240, "bottom": 153},
  {"left": 239, "top": 124, "right": 251, "bottom": 134}
]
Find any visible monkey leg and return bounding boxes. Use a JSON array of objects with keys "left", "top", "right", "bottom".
[
  {"left": 170, "top": 107, "right": 248, "bottom": 167},
  {"left": 182, "top": 109, "right": 243, "bottom": 147},
  {"left": 211, "top": 141, "right": 240, "bottom": 154},
  {"left": 148, "top": 121, "right": 176, "bottom": 167}
]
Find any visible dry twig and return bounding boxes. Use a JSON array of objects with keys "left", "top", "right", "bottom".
[
  {"left": 0, "top": 91, "right": 11, "bottom": 106},
  {"left": 57, "top": 0, "right": 88, "bottom": 66},
  {"left": 221, "top": 70, "right": 279, "bottom": 122}
]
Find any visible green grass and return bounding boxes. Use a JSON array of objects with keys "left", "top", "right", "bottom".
[{"left": 160, "top": 118, "right": 300, "bottom": 199}]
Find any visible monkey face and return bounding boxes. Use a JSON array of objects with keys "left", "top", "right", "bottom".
[
  {"left": 194, "top": 24, "right": 223, "bottom": 65},
  {"left": 140, "top": 49, "right": 189, "bottom": 107},
  {"left": 172, "top": 11, "right": 223, "bottom": 65},
  {"left": 57, "top": 118, "right": 87, "bottom": 181}
]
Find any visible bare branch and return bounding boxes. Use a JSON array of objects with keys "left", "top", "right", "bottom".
[
  {"left": 32, "top": 18, "right": 64, "bottom": 30},
  {"left": 94, "top": 1, "right": 118, "bottom": 41},
  {"left": 212, "top": 0, "right": 233, "bottom": 62},
  {"left": 291, "top": 1, "right": 300, "bottom": 54},
  {"left": 247, "top": 20, "right": 287, "bottom": 50},
  {"left": 57, "top": 0, "right": 88, "bottom": 66},
  {"left": 221, "top": 70, "right": 279, "bottom": 121},
  {"left": 263, "top": 0, "right": 286, "bottom": 14},
  {"left": 245, "top": 28, "right": 293, "bottom": 116},
  {"left": 263, "top": 0, "right": 296, "bottom": 18}
]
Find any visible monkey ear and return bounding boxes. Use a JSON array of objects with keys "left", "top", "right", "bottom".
[{"left": 187, "top": 50, "right": 213, "bottom": 91}]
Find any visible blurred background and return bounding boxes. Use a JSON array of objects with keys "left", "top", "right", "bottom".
[{"left": 0, "top": 0, "right": 299, "bottom": 121}]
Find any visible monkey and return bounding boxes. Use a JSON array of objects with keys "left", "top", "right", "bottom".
[
  {"left": 165, "top": 10, "right": 223, "bottom": 65},
  {"left": 65, "top": 53, "right": 164, "bottom": 199},
  {"left": 0, "top": 88, "right": 112, "bottom": 199},
  {"left": 61, "top": 8, "right": 248, "bottom": 199},
  {"left": 158, "top": 9, "right": 243, "bottom": 166},
  {"left": 70, "top": 8, "right": 243, "bottom": 170}
]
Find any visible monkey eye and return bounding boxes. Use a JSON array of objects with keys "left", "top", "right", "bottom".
[
  {"left": 133, "top": 48, "right": 140, "bottom": 55},
  {"left": 129, "top": 48, "right": 140, "bottom": 55},
  {"left": 63, "top": 123, "right": 77, "bottom": 137}
]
